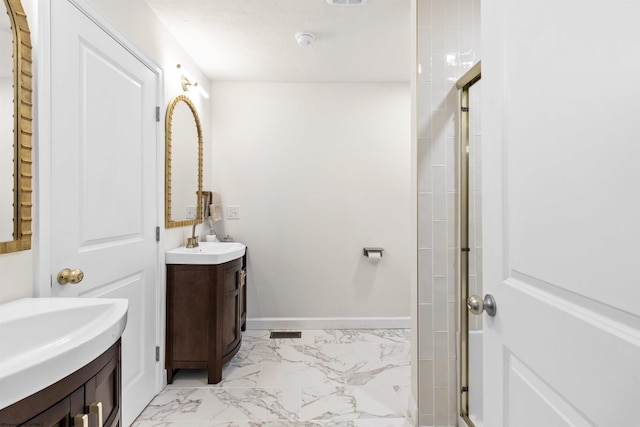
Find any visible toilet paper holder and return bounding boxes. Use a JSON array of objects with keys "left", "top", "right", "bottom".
[{"left": 363, "top": 247, "right": 384, "bottom": 258}]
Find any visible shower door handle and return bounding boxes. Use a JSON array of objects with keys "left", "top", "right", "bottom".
[{"left": 467, "top": 294, "right": 497, "bottom": 317}]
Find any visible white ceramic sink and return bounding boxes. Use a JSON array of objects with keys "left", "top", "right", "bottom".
[
  {"left": 0, "top": 297, "right": 128, "bottom": 409},
  {"left": 165, "top": 241, "right": 246, "bottom": 265}
]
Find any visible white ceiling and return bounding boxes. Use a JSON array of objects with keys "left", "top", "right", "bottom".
[{"left": 143, "top": 0, "right": 411, "bottom": 83}]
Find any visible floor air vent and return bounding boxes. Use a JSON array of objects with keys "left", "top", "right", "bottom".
[{"left": 270, "top": 331, "right": 302, "bottom": 339}]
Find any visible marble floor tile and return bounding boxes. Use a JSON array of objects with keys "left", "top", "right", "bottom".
[
  {"left": 135, "top": 388, "right": 216, "bottom": 422},
  {"left": 307, "top": 330, "right": 410, "bottom": 346},
  {"left": 354, "top": 419, "right": 415, "bottom": 427},
  {"left": 344, "top": 363, "right": 411, "bottom": 387},
  {"left": 206, "top": 387, "right": 301, "bottom": 421},
  {"left": 131, "top": 422, "right": 361, "bottom": 427},
  {"left": 134, "top": 329, "right": 413, "bottom": 426},
  {"left": 257, "top": 360, "right": 342, "bottom": 388},
  {"left": 307, "top": 342, "right": 411, "bottom": 387},
  {"left": 216, "top": 361, "right": 263, "bottom": 388},
  {"left": 393, "top": 385, "right": 413, "bottom": 419},
  {"left": 132, "top": 422, "right": 242, "bottom": 427},
  {"left": 300, "top": 385, "right": 405, "bottom": 421}
]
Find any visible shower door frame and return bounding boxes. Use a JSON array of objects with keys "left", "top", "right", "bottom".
[{"left": 456, "top": 61, "right": 481, "bottom": 427}]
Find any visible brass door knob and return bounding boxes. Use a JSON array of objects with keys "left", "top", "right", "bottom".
[{"left": 57, "top": 268, "right": 85, "bottom": 285}]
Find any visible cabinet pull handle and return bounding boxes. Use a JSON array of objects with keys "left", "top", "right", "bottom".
[
  {"left": 239, "top": 269, "right": 247, "bottom": 288},
  {"left": 73, "top": 414, "right": 88, "bottom": 427},
  {"left": 89, "top": 401, "right": 103, "bottom": 427}
]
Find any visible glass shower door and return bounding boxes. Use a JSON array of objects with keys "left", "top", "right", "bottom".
[{"left": 457, "top": 62, "right": 483, "bottom": 427}]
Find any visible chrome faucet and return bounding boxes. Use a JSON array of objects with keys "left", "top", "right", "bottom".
[{"left": 186, "top": 221, "right": 200, "bottom": 248}]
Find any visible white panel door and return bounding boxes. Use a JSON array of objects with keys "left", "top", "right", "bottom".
[
  {"left": 482, "top": 1, "right": 640, "bottom": 426},
  {"left": 50, "top": 2, "right": 159, "bottom": 425}
]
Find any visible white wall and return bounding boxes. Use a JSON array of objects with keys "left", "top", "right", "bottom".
[
  {"left": 211, "top": 82, "right": 412, "bottom": 322},
  {"left": 0, "top": 251, "right": 33, "bottom": 302},
  {"left": 0, "top": 0, "right": 35, "bottom": 304}
]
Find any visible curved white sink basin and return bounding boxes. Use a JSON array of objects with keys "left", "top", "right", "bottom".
[
  {"left": 0, "top": 297, "right": 128, "bottom": 409},
  {"left": 165, "top": 241, "right": 246, "bottom": 265}
]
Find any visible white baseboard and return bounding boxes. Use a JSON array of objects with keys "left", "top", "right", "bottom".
[{"left": 245, "top": 317, "right": 411, "bottom": 330}]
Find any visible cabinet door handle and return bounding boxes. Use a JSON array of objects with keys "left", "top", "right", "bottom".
[
  {"left": 89, "top": 401, "right": 103, "bottom": 427},
  {"left": 239, "top": 269, "right": 247, "bottom": 288},
  {"left": 73, "top": 414, "right": 88, "bottom": 427}
]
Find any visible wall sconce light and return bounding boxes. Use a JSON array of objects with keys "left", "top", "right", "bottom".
[{"left": 176, "top": 64, "right": 210, "bottom": 99}]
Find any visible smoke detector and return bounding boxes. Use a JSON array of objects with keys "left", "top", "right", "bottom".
[
  {"left": 295, "top": 32, "right": 315, "bottom": 47},
  {"left": 327, "top": 0, "right": 367, "bottom": 4}
]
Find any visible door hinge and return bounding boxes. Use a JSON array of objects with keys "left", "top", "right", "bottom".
[
  {"left": 155, "top": 106, "right": 160, "bottom": 122},
  {"left": 156, "top": 226, "right": 160, "bottom": 242},
  {"left": 461, "top": 386, "right": 469, "bottom": 393},
  {"left": 155, "top": 346, "right": 160, "bottom": 362},
  {"left": 461, "top": 106, "right": 469, "bottom": 112}
]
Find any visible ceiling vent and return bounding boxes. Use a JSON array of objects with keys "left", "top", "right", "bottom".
[{"left": 327, "top": 0, "right": 367, "bottom": 5}]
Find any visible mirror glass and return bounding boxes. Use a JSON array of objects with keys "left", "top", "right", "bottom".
[
  {"left": 165, "top": 95, "right": 203, "bottom": 228},
  {"left": 0, "top": 0, "right": 32, "bottom": 254},
  {"left": 0, "top": 1, "right": 14, "bottom": 242}
]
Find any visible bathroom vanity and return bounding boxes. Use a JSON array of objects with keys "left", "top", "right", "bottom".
[
  {"left": 165, "top": 244, "right": 247, "bottom": 384},
  {"left": 0, "top": 340, "right": 122, "bottom": 427},
  {"left": 0, "top": 298, "right": 127, "bottom": 427}
]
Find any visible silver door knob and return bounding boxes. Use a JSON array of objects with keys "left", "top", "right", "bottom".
[
  {"left": 467, "top": 294, "right": 497, "bottom": 317},
  {"left": 57, "top": 268, "right": 85, "bottom": 285}
]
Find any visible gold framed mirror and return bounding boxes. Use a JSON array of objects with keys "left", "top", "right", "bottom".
[
  {"left": 165, "top": 95, "right": 203, "bottom": 228},
  {"left": 0, "top": 0, "right": 32, "bottom": 254}
]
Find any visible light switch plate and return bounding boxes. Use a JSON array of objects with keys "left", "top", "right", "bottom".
[
  {"left": 185, "top": 205, "right": 197, "bottom": 219},
  {"left": 227, "top": 206, "right": 240, "bottom": 220}
]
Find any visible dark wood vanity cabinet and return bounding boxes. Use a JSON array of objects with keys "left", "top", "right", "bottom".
[
  {"left": 166, "top": 256, "right": 246, "bottom": 384},
  {"left": 0, "top": 340, "right": 122, "bottom": 427},
  {"left": 240, "top": 253, "right": 247, "bottom": 331}
]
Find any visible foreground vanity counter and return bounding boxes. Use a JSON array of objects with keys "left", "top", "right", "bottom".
[
  {"left": 0, "top": 298, "right": 128, "bottom": 427},
  {"left": 165, "top": 242, "right": 247, "bottom": 384},
  {"left": 1, "top": 341, "right": 122, "bottom": 427}
]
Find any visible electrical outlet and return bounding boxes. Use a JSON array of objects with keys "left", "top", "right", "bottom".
[
  {"left": 226, "top": 206, "right": 240, "bottom": 220},
  {"left": 185, "top": 205, "right": 197, "bottom": 219}
]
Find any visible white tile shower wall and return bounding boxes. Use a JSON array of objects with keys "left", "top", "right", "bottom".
[{"left": 416, "top": 0, "right": 481, "bottom": 425}]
